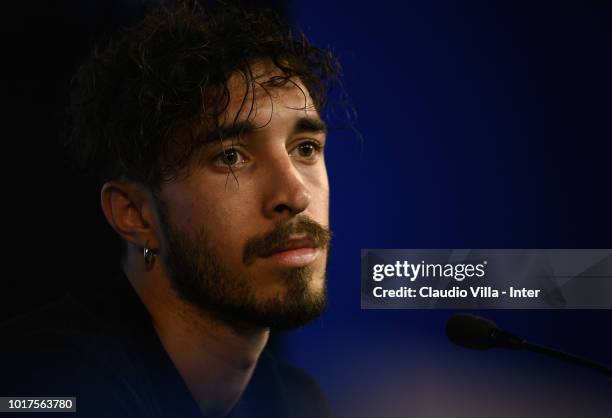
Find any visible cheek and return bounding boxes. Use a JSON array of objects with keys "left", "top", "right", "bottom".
[
  {"left": 192, "top": 186, "right": 259, "bottom": 245},
  {"left": 305, "top": 165, "right": 330, "bottom": 220},
  {"left": 167, "top": 174, "right": 254, "bottom": 223}
]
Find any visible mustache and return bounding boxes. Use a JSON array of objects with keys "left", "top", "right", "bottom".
[{"left": 243, "top": 216, "right": 332, "bottom": 266}]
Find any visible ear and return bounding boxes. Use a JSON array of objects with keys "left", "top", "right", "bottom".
[{"left": 100, "top": 181, "right": 160, "bottom": 250}]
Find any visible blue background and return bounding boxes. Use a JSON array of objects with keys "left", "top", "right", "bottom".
[{"left": 283, "top": 1, "right": 612, "bottom": 416}]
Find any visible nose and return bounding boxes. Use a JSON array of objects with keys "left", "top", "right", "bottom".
[{"left": 262, "top": 154, "right": 311, "bottom": 220}]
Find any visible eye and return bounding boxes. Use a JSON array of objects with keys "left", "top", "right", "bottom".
[
  {"left": 290, "top": 140, "right": 323, "bottom": 161},
  {"left": 211, "top": 147, "right": 247, "bottom": 167}
]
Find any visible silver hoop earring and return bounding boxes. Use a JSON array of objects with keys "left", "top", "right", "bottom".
[{"left": 143, "top": 247, "right": 157, "bottom": 269}]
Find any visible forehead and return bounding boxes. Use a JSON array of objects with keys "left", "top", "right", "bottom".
[{"left": 222, "top": 61, "right": 317, "bottom": 125}]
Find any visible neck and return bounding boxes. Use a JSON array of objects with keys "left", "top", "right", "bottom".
[{"left": 123, "top": 254, "right": 269, "bottom": 418}]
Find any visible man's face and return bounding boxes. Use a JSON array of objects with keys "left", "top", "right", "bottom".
[{"left": 155, "top": 62, "right": 331, "bottom": 330}]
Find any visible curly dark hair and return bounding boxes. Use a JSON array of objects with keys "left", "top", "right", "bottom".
[{"left": 65, "top": 1, "right": 340, "bottom": 189}]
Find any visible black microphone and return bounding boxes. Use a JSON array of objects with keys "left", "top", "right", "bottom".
[{"left": 446, "top": 313, "right": 612, "bottom": 377}]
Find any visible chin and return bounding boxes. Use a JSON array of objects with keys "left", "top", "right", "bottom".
[{"left": 306, "top": 271, "right": 327, "bottom": 295}]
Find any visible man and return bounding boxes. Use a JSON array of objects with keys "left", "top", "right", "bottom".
[{"left": 1, "top": 3, "right": 337, "bottom": 417}]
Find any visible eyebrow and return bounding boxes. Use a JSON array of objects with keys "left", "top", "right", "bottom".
[
  {"left": 201, "top": 116, "right": 327, "bottom": 145},
  {"left": 291, "top": 116, "right": 327, "bottom": 136}
]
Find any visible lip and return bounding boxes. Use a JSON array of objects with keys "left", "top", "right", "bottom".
[
  {"left": 259, "top": 237, "right": 319, "bottom": 267},
  {"left": 259, "top": 237, "right": 316, "bottom": 257},
  {"left": 262, "top": 247, "right": 320, "bottom": 267}
]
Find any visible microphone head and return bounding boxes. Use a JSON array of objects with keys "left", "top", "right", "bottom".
[{"left": 445, "top": 313, "right": 499, "bottom": 349}]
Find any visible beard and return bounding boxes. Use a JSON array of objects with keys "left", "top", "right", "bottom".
[{"left": 156, "top": 199, "right": 331, "bottom": 331}]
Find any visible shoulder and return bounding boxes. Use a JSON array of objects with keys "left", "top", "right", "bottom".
[
  {"left": 1, "top": 293, "right": 101, "bottom": 354},
  {"left": 2, "top": 294, "right": 94, "bottom": 352},
  {"left": 0, "top": 296, "right": 150, "bottom": 417},
  {"left": 0, "top": 295, "right": 98, "bottom": 386}
]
